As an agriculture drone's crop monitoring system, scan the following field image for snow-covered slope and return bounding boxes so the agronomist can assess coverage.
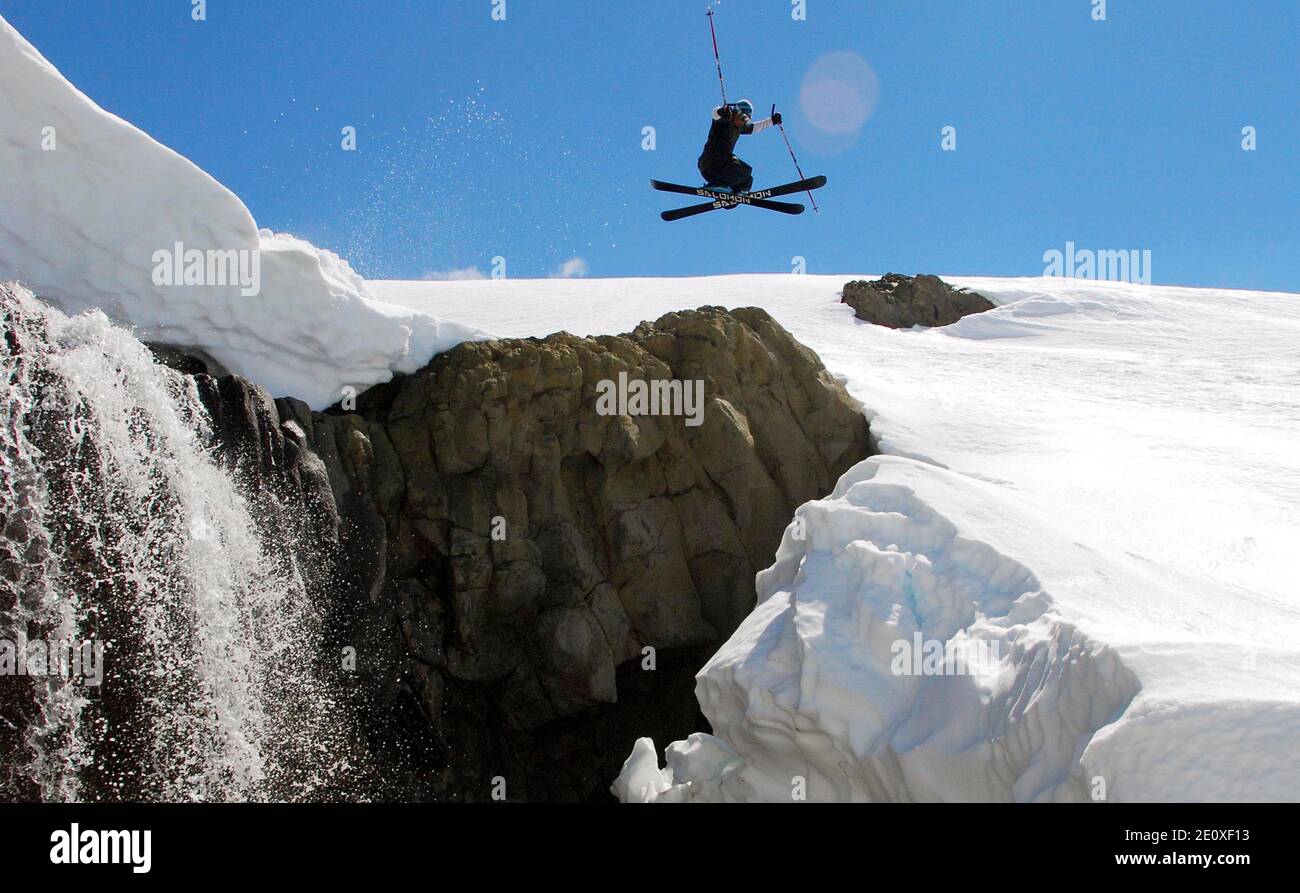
[0,14,485,409]
[4,8,1294,802]
[375,274,1300,801]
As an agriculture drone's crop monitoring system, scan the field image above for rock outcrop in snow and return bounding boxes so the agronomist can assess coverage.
[840,273,993,329]
[615,456,1141,803]
[0,13,484,410]
[305,305,873,799]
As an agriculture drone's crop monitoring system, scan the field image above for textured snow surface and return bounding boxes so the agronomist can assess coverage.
[0,14,485,409]
[615,456,1141,803]
[376,274,1300,802]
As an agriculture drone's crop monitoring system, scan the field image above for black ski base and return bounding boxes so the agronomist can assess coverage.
[660,196,804,221]
[652,176,826,222]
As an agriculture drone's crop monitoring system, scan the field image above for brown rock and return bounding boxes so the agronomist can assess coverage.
[841,273,993,328]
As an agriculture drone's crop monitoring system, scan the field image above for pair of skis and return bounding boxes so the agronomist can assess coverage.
[652,175,827,222]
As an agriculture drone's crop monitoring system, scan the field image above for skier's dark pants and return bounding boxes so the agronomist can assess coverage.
[698,155,753,192]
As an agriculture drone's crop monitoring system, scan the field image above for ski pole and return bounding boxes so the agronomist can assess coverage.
[707,9,728,106]
[774,103,818,212]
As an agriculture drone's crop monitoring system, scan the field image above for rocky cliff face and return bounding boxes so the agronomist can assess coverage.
[841,273,993,328]
[174,306,874,800]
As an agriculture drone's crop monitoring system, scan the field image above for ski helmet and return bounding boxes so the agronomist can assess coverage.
[734,99,754,119]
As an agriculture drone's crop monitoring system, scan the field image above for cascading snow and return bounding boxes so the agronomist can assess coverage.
[0,283,352,802]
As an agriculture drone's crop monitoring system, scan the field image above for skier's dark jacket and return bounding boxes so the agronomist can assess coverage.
[699,105,773,170]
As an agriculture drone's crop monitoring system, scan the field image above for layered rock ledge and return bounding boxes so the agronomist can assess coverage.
[194,305,874,800]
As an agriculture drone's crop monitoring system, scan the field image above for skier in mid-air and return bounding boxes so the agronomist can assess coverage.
[651,90,822,222]
[698,100,782,196]
[648,10,822,221]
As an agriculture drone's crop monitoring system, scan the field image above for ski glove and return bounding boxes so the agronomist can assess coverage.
[771,112,783,126]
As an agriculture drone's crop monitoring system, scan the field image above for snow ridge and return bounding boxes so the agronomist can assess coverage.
[0,13,487,409]
[615,457,1140,802]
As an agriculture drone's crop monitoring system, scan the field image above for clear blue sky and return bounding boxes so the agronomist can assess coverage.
[3,0,1296,290]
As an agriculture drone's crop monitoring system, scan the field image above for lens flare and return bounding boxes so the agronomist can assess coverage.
[799,51,880,137]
